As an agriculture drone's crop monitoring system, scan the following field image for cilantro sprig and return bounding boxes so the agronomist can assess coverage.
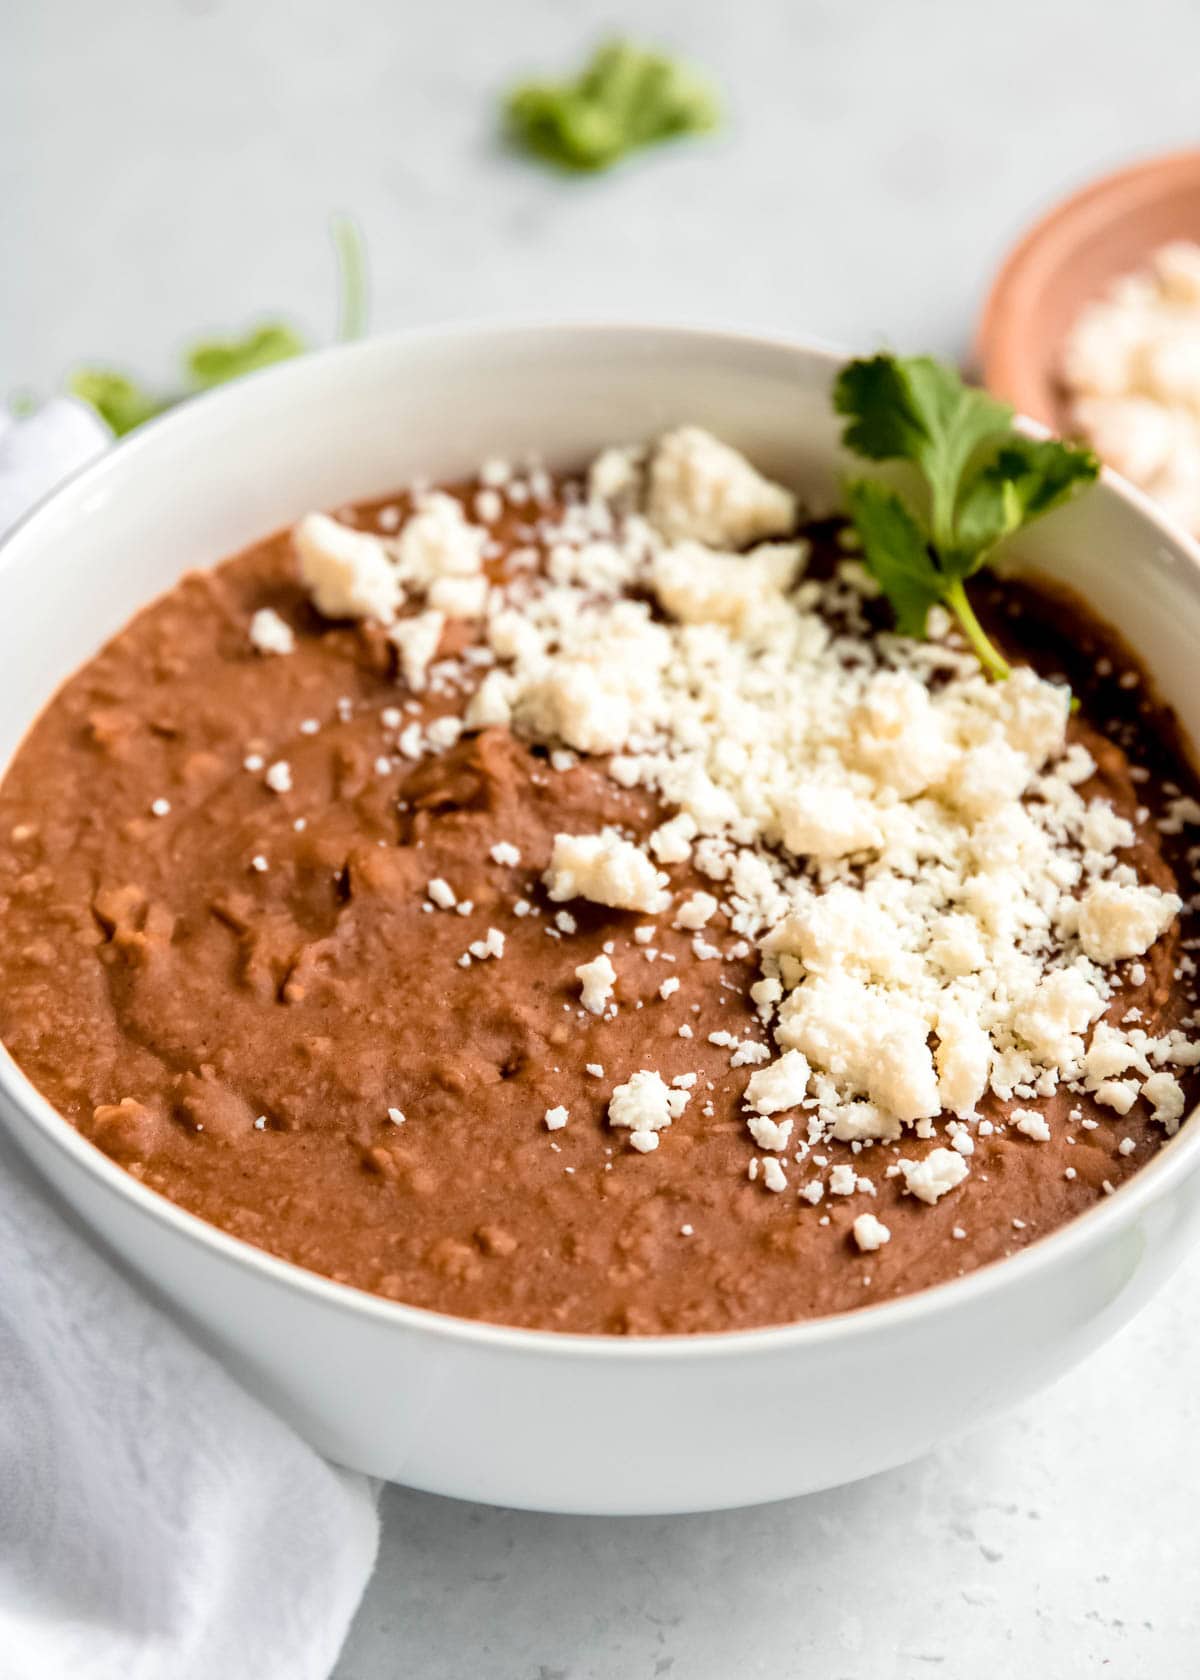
[506,38,720,173]
[834,355,1099,679]
[65,215,366,438]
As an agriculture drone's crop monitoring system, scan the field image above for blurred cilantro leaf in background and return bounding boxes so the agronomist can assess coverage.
[506,39,721,172]
[67,370,165,438]
[185,324,307,391]
[63,215,366,438]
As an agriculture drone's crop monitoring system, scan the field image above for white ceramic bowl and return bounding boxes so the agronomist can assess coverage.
[4,324,1200,1516]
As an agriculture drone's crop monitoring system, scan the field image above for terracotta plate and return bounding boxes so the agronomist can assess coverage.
[977,149,1200,432]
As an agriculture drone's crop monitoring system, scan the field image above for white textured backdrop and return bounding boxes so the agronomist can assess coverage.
[4,2,1200,1675]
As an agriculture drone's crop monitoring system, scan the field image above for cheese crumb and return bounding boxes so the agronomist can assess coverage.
[249,607,295,655]
[389,610,445,693]
[1013,1108,1052,1143]
[544,831,671,914]
[608,1069,688,1149]
[744,1049,811,1115]
[490,841,521,867]
[294,512,400,623]
[1143,1070,1186,1133]
[264,761,292,794]
[646,427,797,548]
[675,891,718,930]
[760,1156,789,1193]
[898,1148,969,1204]
[1077,880,1181,963]
[576,952,617,1015]
[649,812,697,863]
[396,492,486,586]
[1094,1078,1139,1115]
[747,1115,793,1152]
[544,1105,569,1131]
[853,1213,891,1253]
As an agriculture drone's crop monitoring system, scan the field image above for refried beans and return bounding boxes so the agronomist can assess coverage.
[0,440,1196,1334]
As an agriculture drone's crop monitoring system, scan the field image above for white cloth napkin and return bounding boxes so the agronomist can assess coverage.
[0,401,380,1680]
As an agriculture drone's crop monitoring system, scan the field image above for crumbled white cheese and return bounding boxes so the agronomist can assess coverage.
[468,928,505,961]
[249,607,295,655]
[776,783,883,860]
[934,1008,992,1118]
[588,444,645,506]
[1143,1070,1187,1133]
[395,492,486,586]
[544,831,671,914]
[462,672,510,733]
[747,1114,793,1152]
[675,891,718,930]
[1082,1023,1151,1085]
[264,760,292,794]
[1013,1108,1051,1143]
[651,540,804,631]
[428,574,489,620]
[649,811,697,863]
[898,1148,969,1204]
[293,512,401,623]
[744,1049,811,1116]
[1062,242,1200,536]
[1094,1078,1139,1115]
[608,1069,689,1152]
[544,1105,569,1131]
[1076,880,1181,963]
[576,952,617,1015]
[427,715,462,752]
[389,610,445,693]
[490,841,521,867]
[645,427,797,548]
[427,878,455,909]
[853,1213,891,1253]
[760,1156,789,1192]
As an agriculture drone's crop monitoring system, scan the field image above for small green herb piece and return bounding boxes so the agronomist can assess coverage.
[506,38,720,172]
[68,369,164,437]
[331,212,368,343]
[65,215,368,437]
[185,323,306,390]
[835,354,1100,679]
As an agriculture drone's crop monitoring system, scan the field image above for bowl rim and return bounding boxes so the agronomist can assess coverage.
[4,314,1200,1362]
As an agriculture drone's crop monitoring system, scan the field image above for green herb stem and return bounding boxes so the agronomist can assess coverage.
[944,578,1011,681]
[331,214,368,342]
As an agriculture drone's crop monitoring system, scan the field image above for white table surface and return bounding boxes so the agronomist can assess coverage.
[5,1,1200,1674]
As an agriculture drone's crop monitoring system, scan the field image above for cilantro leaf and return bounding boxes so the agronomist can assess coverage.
[62,216,367,437]
[835,354,1013,551]
[843,480,943,639]
[506,39,720,172]
[68,369,164,437]
[185,323,306,391]
[835,353,1099,679]
[953,435,1101,570]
